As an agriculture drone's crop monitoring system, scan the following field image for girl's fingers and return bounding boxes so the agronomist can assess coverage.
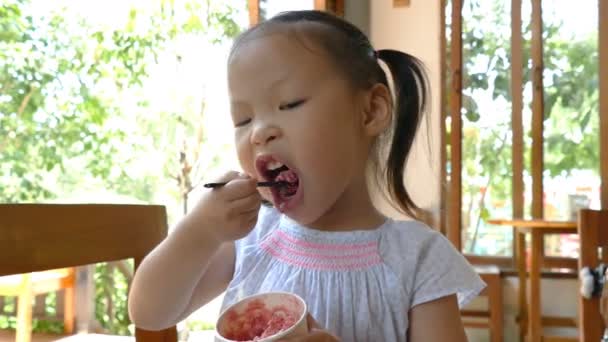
[230,192,262,212]
[240,206,261,221]
[241,208,260,228]
[212,171,242,183]
[306,313,321,330]
[231,203,261,227]
[218,177,259,200]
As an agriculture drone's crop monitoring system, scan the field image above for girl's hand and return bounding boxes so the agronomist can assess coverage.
[278,314,340,342]
[187,171,262,243]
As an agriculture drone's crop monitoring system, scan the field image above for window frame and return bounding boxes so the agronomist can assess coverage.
[247,0,344,26]
[442,0,608,268]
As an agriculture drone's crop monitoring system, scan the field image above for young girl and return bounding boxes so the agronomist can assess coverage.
[129,10,484,341]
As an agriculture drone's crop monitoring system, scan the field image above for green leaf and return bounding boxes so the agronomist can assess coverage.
[492,74,508,100]
[92,31,104,43]
[463,94,480,122]
[468,73,489,90]
[480,206,491,221]
[545,91,559,118]
[579,109,591,132]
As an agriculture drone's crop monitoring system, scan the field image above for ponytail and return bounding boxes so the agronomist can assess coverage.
[376,50,429,219]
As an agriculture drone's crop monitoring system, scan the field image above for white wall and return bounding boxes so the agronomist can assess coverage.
[345,1,580,341]
[368,0,443,221]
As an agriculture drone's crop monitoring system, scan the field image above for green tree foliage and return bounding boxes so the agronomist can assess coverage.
[1,0,152,201]
[454,0,599,254]
[1,0,241,204]
[1,0,242,334]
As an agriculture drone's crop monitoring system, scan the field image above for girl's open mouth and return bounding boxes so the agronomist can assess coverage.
[256,156,302,211]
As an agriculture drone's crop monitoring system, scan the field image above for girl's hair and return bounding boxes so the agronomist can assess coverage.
[231,10,428,219]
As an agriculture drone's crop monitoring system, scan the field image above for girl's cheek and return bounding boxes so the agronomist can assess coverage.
[235,134,252,162]
[236,153,254,174]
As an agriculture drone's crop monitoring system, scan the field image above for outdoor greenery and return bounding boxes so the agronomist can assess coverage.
[1,295,64,333]
[1,0,242,335]
[449,0,599,255]
[2,0,600,335]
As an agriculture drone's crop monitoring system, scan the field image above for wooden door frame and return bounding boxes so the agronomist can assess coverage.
[247,0,345,27]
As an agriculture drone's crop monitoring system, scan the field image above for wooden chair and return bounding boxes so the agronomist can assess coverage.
[0,204,178,342]
[461,265,503,342]
[579,209,608,342]
[0,267,76,339]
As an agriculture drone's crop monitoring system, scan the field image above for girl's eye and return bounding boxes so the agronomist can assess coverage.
[279,99,307,111]
[234,118,252,127]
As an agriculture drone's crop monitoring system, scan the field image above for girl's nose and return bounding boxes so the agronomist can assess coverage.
[250,121,281,146]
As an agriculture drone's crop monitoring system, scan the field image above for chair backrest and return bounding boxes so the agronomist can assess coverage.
[578,209,608,341]
[0,204,177,342]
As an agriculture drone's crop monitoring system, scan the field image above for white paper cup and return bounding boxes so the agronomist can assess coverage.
[215,292,308,342]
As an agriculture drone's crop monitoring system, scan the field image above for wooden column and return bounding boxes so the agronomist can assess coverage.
[600,0,608,209]
[314,0,328,10]
[16,275,33,342]
[448,0,463,250]
[531,0,544,219]
[516,229,528,341]
[248,0,260,27]
[511,0,524,227]
[511,1,527,340]
[314,0,345,16]
[528,230,543,342]
[511,0,524,271]
[439,0,448,235]
[578,210,608,341]
[528,2,544,341]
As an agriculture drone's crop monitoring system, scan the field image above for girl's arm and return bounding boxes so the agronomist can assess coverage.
[171,241,236,323]
[407,294,468,342]
[128,172,261,330]
[128,230,236,330]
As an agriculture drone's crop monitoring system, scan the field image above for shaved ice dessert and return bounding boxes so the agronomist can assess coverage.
[216,292,307,342]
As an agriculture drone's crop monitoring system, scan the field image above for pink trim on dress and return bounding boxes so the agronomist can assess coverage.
[260,229,382,271]
[276,230,377,250]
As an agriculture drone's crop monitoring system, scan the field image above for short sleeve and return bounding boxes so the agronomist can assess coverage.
[410,232,486,308]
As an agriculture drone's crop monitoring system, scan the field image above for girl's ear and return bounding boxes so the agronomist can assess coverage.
[361,83,392,137]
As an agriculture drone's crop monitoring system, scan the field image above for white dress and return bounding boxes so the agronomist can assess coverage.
[220,206,485,341]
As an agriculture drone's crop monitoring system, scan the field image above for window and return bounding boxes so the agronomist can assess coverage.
[248,0,343,25]
[540,0,599,258]
[444,0,607,263]
[458,0,515,256]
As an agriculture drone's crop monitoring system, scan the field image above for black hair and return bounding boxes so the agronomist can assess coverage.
[231,10,428,219]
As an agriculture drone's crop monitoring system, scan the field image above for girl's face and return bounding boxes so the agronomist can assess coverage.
[228,33,375,228]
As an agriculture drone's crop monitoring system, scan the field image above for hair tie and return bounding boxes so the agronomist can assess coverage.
[369,49,379,60]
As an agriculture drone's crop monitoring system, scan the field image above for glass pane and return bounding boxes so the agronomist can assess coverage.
[460,0,513,256]
[260,0,314,21]
[444,0,452,231]
[542,0,599,258]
